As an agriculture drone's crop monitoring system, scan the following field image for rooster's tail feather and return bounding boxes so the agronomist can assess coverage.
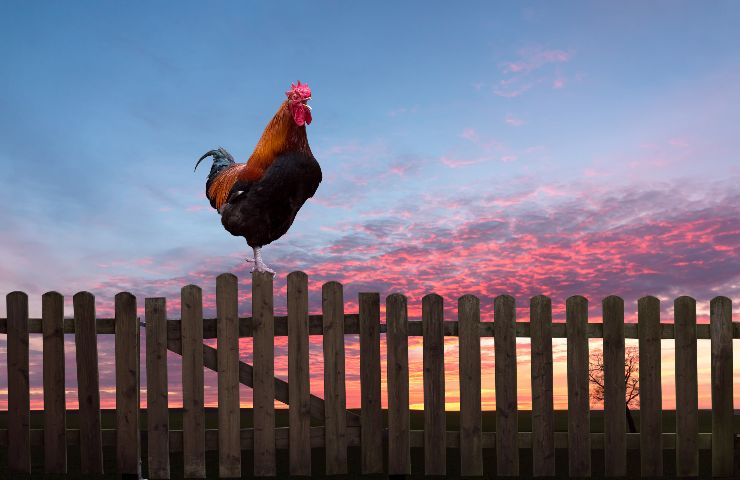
[195,147,240,211]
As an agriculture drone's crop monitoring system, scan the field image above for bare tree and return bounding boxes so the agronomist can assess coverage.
[589,345,640,433]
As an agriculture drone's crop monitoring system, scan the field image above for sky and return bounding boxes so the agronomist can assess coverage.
[0,1,739,411]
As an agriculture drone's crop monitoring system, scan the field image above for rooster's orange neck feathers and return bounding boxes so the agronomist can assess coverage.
[239,101,312,182]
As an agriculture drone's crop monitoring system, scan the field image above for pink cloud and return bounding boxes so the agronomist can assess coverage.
[505,114,525,126]
[440,155,487,168]
[494,46,573,97]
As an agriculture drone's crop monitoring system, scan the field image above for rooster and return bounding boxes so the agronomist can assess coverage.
[195,81,322,276]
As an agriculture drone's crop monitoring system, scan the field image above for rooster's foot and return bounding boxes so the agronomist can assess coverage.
[245,258,276,277]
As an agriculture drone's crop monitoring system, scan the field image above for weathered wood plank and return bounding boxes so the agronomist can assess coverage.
[252,271,275,477]
[458,294,482,476]
[495,294,519,476]
[637,296,662,477]
[146,297,170,479]
[423,293,446,475]
[710,296,733,477]
[217,273,241,478]
[387,293,410,475]
[115,292,140,476]
[566,295,590,477]
[181,284,206,478]
[359,292,383,474]
[602,295,626,477]
[674,296,698,477]
[42,291,67,474]
[530,295,554,477]
[288,271,311,476]
[322,281,347,475]
[7,291,30,474]
[74,291,104,474]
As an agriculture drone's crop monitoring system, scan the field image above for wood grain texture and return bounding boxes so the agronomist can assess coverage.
[181,284,206,478]
[322,281,347,475]
[42,291,67,474]
[387,293,410,475]
[359,292,383,474]
[494,294,519,476]
[217,273,241,477]
[710,296,733,477]
[423,293,446,476]
[566,295,590,477]
[74,291,104,474]
[458,294,482,476]
[530,295,554,477]
[288,271,311,476]
[602,295,626,477]
[7,291,30,474]
[146,297,170,479]
[115,292,140,476]
[637,296,662,477]
[252,271,275,477]
[674,296,698,477]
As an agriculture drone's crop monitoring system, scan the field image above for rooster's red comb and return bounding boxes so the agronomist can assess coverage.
[286,80,311,100]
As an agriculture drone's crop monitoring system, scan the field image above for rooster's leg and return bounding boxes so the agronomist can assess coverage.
[245,246,276,277]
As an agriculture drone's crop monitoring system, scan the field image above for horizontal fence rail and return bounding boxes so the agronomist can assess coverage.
[0,271,736,478]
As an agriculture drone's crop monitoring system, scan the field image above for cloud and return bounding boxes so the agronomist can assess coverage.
[493,46,573,97]
[505,114,525,126]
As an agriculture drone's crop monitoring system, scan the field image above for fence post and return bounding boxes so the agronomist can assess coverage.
[459,294,482,476]
[710,296,733,476]
[42,291,67,474]
[146,297,170,479]
[288,271,311,476]
[637,296,662,477]
[566,295,590,477]
[387,293,410,475]
[252,271,275,476]
[182,284,206,478]
[74,291,104,474]
[217,273,241,477]
[495,294,519,476]
[360,292,383,474]
[603,295,626,476]
[322,281,348,474]
[674,296,698,477]
[115,292,140,476]
[423,293,446,475]
[7,291,30,474]
[530,295,554,477]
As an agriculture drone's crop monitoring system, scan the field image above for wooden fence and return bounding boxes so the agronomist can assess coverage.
[0,271,736,477]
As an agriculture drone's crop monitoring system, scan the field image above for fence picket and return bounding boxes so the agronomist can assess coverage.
[423,293,446,475]
[566,295,590,477]
[252,271,275,476]
[288,271,311,476]
[42,291,66,474]
[322,281,348,475]
[637,296,662,477]
[387,293,410,475]
[603,295,626,476]
[674,296,698,477]
[530,295,554,477]
[7,291,30,474]
[115,292,140,476]
[459,294,482,476]
[710,296,733,476]
[359,292,383,474]
[217,273,241,477]
[74,291,104,474]
[182,284,206,478]
[146,297,169,479]
[495,294,519,476]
